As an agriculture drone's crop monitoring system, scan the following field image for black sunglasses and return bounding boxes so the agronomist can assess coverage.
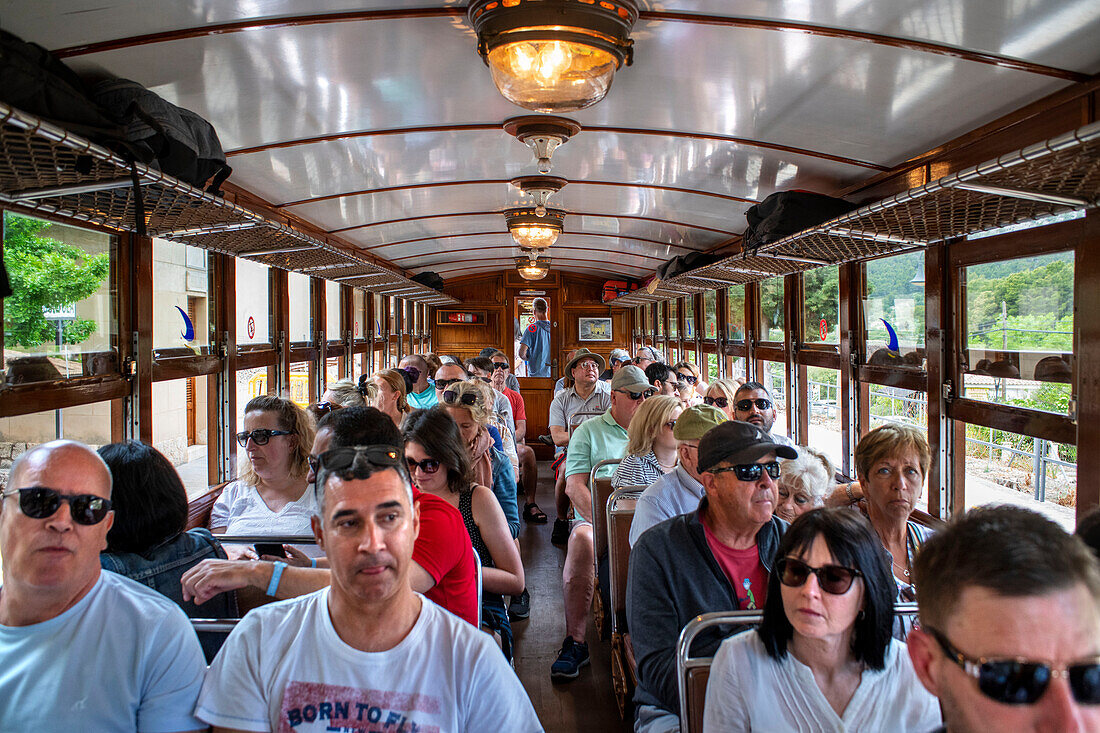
[926,626,1100,705]
[312,401,337,416]
[434,378,462,391]
[476,376,492,384]
[236,428,291,447]
[776,557,862,595]
[709,461,781,481]
[617,388,656,401]
[316,445,403,481]
[2,487,112,525]
[406,457,442,474]
[677,372,698,384]
[704,395,729,409]
[442,388,479,406]
[735,398,773,412]
[492,362,509,370]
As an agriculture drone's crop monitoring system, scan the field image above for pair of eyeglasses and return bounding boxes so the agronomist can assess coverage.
[316,445,403,480]
[236,429,291,447]
[2,487,112,525]
[406,457,441,474]
[664,420,677,430]
[704,395,729,409]
[709,461,781,481]
[677,372,697,384]
[492,362,509,370]
[434,378,462,391]
[476,376,492,384]
[616,388,656,401]
[736,398,773,412]
[776,557,862,595]
[925,626,1100,705]
[442,388,479,406]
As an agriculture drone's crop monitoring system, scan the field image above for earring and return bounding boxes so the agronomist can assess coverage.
[857,610,866,621]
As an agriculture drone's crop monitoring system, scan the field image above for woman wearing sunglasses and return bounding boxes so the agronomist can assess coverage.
[371,368,414,428]
[403,407,524,660]
[703,508,940,732]
[674,360,707,398]
[611,395,682,489]
[210,395,316,547]
[703,378,740,420]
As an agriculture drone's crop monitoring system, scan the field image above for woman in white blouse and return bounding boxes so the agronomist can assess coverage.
[703,508,940,732]
[610,395,682,488]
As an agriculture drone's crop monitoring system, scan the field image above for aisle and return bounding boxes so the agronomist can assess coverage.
[511,462,633,733]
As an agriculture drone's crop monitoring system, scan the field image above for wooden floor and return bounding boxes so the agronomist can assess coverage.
[512,462,634,733]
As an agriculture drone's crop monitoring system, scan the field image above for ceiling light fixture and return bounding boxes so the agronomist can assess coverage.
[516,250,551,280]
[504,116,581,173]
[505,207,565,249]
[511,175,567,216]
[469,0,638,112]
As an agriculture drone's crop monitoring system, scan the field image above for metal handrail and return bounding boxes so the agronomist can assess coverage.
[214,535,317,545]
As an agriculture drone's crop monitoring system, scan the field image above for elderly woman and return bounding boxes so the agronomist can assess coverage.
[703,378,740,420]
[703,508,940,732]
[611,395,682,488]
[372,368,413,428]
[775,446,835,523]
[403,407,524,659]
[440,379,520,539]
[211,395,315,542]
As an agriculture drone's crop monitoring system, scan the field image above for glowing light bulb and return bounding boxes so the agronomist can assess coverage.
[537,41,572,82]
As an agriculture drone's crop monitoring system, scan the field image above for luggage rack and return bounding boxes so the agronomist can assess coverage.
[0,102,457,306]
[610,120,1100,307]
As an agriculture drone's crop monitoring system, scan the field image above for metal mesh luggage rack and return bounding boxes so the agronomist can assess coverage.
[610,120,1100,307]
[0,102,457,306]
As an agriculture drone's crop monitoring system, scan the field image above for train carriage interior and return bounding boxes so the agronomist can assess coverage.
[1,2,1099,731]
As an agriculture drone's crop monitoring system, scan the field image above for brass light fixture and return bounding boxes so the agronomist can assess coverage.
[470,0,638,113]
[505,207,565,249]
[516,250,550,280]
[511,174,567,216]
[504,116,581,173]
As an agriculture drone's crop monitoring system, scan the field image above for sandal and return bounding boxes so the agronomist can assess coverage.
[524,502,549,524]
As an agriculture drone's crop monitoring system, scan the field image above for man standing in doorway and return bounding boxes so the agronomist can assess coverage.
[519,298,551,378]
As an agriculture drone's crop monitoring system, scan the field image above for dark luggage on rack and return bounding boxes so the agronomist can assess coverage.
[742,191,857,252]
[656,251,721,280]
[411,271,445,291]
[90,77,232,195]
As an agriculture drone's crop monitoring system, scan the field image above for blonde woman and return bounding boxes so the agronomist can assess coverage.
[372,368,412,428]
[320,377,369,407]
[674,360,707,397]
[211,395,316,540]
[440,379,520,538]
[775,446,835,522]
[610,395,683,488]
[704,378,741,420]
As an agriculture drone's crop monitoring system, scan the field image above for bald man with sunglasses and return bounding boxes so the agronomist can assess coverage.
[0,441,207,732]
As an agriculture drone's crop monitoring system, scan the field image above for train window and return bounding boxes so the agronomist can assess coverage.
[645,302,654,336]
[863,251,925,366]
[0,398,116,471]
[656,301,664,338]
[727,286,745,343]
[961,251,1073,416]
[668,299,678,339]
[727,356,747,382]
[759,278,785,343]
[704,353,718,383]
[289,361,313,407]
[703,291,717,340]
[236,367,271,429]
[2,212,116,383]
[152,376,210,499]
[325,357,340,387]
[236,259,271,346]
[353,290,366,343]
[960,423,1075,531]
[373,293,384,336]
[388,296,396,330]
[388,339,399,369]
[803,266,839,346]
[152,240,209,355]
[668,345,679,365]
[762,361,788,436]
[807,367,843,470]
[325,280,341,341]
[684,297,695,339]
[287,272,312,343]
[352,353,367,382]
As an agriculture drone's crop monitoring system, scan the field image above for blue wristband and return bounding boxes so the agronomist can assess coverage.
[310,557,317,569]
[266,561,287,597]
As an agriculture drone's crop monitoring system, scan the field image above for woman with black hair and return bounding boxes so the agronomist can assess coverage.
[98,441,238,624]
[703,508,939,732]
[403,407,524,660]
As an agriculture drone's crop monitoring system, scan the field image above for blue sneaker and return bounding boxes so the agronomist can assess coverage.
[550,636,590,681]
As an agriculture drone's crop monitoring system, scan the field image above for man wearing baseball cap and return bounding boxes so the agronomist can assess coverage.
[628,403,727,546]
[627,420,796,732]
[550,364,652,682]
[599,348,631,381]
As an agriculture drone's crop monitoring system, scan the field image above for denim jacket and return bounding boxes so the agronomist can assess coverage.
[100,528,238,620]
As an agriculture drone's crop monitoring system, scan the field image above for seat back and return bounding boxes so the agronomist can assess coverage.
[676,602,920,733]
[589,459,621,558]
[185,480,230,530]
[607,487,641,636]
[568,409,605,437]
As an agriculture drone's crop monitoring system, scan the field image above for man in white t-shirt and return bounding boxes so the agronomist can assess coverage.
[0,441,206,732]
[196,441,542,732]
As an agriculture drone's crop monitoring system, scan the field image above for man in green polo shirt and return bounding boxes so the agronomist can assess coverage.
[550,364,654,681]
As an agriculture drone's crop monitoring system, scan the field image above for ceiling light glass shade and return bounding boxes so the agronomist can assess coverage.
[470,1,637,113]
[511,223,559,248]
[518,261,550,280]
[505,207,566,249]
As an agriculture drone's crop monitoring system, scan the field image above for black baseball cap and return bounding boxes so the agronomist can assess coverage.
[697,420,797,473]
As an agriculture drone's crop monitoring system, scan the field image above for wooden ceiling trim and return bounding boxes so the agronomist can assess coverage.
[369,232,698,256]
[53,7,1085,83]
[331,210,739,237]
[279,178,759,208]
[385,243,677,263]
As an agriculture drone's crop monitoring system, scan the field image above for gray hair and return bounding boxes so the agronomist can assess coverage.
[778,446,833,506]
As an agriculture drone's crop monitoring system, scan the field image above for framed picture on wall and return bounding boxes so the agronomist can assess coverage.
[578,317,613,341]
